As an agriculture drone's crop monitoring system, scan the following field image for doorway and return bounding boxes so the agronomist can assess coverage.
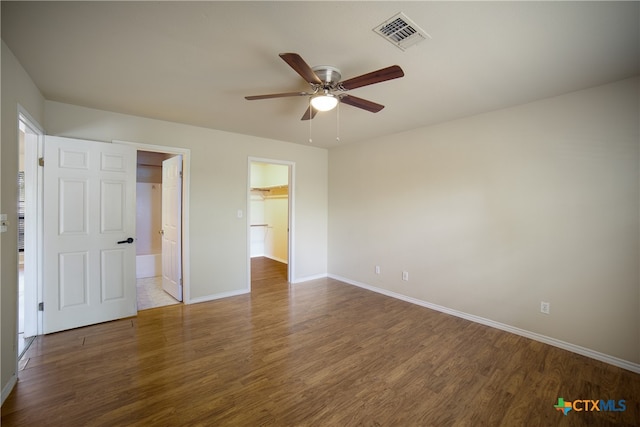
[17,111,43,357]
[135,150,183,310]
[113,140,190,307]
[19,136,190,336]
[248,159,294,286]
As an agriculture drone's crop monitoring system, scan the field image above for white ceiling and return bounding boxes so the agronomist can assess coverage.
[2,1,639,148]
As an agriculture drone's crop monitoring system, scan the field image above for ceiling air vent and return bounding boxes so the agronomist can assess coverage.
[373,12,430,51]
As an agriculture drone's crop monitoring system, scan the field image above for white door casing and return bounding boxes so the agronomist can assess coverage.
[43,136,137,334]
[21,113,42,338]
[161,155,183,301]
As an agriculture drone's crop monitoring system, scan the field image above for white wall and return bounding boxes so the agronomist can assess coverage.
[44,101,328,299]
[1,41,46,402]
[250,162,289,188]
[250,193,288,262]
[264,196,288,263]
[250,191,266,257]
[329,77,640,365]
[136,182,162,255]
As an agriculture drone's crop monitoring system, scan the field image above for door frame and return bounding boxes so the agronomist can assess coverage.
[113,140,191,303]
[18,107,44,338]
[247,157,295,286]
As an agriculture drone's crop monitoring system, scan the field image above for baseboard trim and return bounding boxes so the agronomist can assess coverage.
[291,273,328,284]
[187,288,250,305]
[264,255,288,264]
[251,255,288,265]
[1,374,17,405]
[329,274,640,374]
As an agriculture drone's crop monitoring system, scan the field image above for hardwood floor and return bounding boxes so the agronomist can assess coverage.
[2,257,638,426]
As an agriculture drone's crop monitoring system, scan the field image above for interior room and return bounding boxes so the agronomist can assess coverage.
[250,161,290,280]
[1,1,638,425]
[135,150,182,310]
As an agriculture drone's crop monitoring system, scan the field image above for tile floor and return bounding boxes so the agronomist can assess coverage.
[136,276,180,310]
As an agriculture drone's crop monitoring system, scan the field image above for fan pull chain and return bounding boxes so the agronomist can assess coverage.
[308,98,313,144]
[336,100,341,143]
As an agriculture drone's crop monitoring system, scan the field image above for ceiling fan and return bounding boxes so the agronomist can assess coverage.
[245,53,404,120]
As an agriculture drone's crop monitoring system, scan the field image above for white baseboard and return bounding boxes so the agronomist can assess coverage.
[186,288,250,305]
[1,374,17,405]
[251,254,288,264]
[329,274,640,374]
[291,273,328,284]
[264,255,288,264]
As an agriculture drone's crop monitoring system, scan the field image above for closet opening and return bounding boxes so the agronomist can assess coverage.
[248,160,293,286]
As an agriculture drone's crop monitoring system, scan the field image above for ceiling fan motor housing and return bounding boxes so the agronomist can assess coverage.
[312,65,342,86]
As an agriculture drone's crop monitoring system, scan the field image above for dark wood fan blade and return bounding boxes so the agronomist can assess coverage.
[340,95,384,113]
[279,53,322,85]
[339,65,404,91]
[301,106,318,121]
[245,91,309,100]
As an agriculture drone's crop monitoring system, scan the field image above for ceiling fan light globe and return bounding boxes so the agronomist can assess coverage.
[311,94,338,111]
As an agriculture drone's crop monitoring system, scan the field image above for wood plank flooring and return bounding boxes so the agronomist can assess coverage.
[2,257,639,426]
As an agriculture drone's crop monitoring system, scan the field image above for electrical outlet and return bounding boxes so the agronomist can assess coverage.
[402,271,409,281]
[540,301,550,315]
[375,265,381,275]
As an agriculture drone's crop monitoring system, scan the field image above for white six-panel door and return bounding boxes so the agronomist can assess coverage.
[43,136,137,334]
[161,155,183,301]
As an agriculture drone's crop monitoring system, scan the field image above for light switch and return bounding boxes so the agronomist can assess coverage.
[0,213,8,233]
[237,209,243,219]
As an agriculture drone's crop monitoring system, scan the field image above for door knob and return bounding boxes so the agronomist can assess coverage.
[117,237,134,244]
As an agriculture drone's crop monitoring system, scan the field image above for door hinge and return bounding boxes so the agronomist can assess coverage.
[179,170,183,178]
[38,157,44,167]
[38,302,44,311]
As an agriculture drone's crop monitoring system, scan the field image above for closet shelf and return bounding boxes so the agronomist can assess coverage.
[251,185,287,192]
